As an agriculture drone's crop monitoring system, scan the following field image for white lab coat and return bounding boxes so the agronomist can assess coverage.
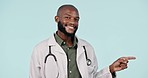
[30,35,113,78]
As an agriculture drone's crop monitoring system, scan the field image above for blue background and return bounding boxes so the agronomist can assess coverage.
[0,0,148,78]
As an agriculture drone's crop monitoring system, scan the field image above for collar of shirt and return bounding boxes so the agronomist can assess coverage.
[54,33,78,48]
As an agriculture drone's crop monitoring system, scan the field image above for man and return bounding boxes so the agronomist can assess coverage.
[30,4,136,78]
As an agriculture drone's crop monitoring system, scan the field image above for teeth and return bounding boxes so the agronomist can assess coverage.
[67,26,74,29]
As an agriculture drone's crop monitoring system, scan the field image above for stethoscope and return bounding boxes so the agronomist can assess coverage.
[44,45,91,78]
[44,46,92,66]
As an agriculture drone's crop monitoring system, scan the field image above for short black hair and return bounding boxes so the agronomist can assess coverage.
[57,4,78,16]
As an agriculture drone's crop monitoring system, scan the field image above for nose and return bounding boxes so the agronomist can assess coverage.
[69,21,74,26]
[69,18,77,26]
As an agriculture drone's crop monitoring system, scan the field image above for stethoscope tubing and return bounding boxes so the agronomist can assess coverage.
[44,46,91,65]
[44,46,91,66]
[44,46,91,78]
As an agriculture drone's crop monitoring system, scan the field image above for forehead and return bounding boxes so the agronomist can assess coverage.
[59,7,79,17]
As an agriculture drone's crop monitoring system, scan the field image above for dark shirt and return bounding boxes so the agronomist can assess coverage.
[54,33,81,78]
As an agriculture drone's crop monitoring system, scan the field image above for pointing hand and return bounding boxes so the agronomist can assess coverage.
[109,56,136,73]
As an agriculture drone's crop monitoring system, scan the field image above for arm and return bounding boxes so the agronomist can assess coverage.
[94,56,136,78]
[29,48,41,78]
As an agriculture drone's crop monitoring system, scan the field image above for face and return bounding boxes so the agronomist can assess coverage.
[55,7,80,36]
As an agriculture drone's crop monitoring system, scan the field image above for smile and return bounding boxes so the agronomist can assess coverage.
[66,26,75,30]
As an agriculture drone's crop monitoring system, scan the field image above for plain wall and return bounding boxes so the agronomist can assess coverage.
[0,0,148,78]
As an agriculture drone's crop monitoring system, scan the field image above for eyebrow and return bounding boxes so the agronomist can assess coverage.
[64,13,79,18]
[64,13,71,16]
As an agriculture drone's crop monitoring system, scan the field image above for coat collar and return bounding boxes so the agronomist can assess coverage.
[47,35,88,55]
[48,34,88,47]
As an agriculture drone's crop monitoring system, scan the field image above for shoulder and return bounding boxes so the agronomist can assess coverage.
[31,37,53,59]
[34,38,49,50]
[33,35,56,52]
[77,38,95,53]
[78,38,93,48]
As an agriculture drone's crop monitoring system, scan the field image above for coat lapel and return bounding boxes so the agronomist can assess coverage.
[77,38,89,78]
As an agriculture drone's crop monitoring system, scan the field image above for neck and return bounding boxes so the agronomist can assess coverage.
[57,30,74,47]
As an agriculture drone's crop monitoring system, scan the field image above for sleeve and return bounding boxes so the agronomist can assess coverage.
[94,67,116,78]
[92,48,116,78]
[29,47,42,78]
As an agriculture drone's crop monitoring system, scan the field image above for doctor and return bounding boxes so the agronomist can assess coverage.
[30,4,136,78]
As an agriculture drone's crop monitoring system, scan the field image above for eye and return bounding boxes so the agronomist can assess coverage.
[65,16,71,19]
[74,17,79,22]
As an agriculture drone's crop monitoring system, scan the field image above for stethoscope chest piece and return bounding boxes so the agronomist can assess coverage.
[83,46,92,66]
[87,59,91,66]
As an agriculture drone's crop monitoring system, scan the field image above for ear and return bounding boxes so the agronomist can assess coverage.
[55,16,59,23]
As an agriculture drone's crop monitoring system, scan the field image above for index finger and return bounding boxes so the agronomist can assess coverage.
[124,56,136,60]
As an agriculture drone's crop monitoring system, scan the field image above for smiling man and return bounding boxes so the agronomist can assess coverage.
[30,4,136,78]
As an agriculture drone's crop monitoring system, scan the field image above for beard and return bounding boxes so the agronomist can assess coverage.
[58,21,78,37]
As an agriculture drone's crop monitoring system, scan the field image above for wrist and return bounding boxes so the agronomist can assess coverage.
[109,65,116,78]
[109,65,115,73]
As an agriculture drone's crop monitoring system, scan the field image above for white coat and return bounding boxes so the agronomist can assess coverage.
[30,35,113,78]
